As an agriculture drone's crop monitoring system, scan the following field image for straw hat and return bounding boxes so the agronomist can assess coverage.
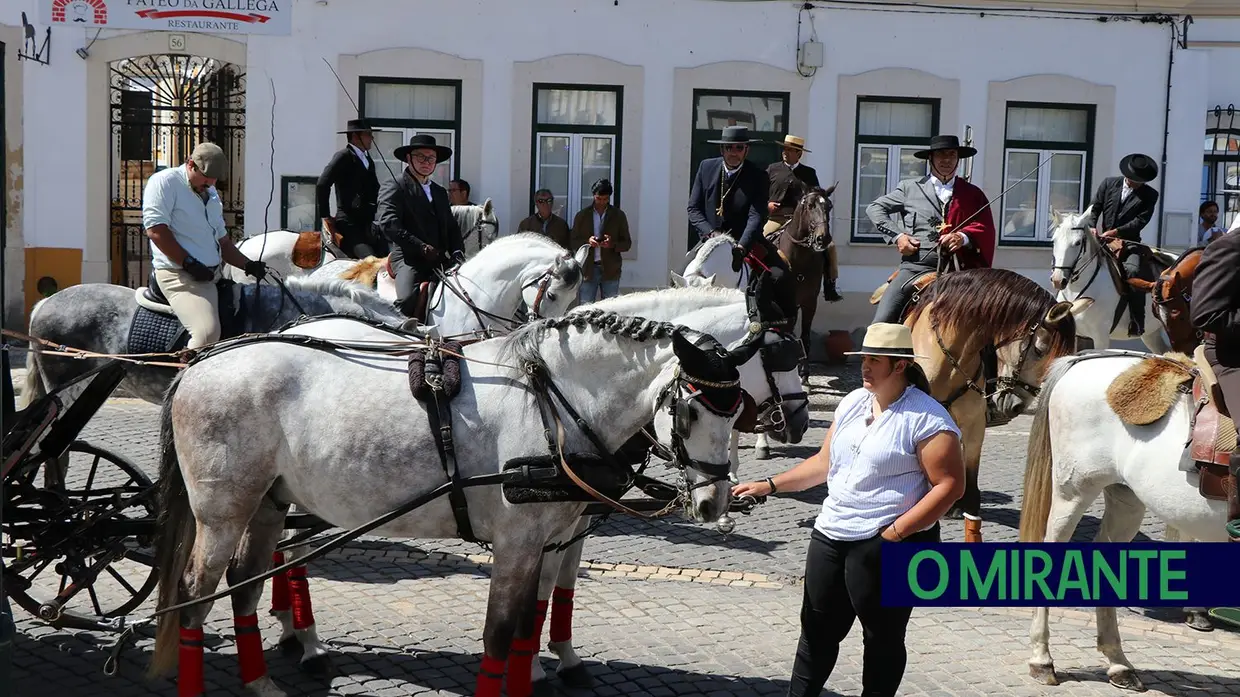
[845,323,929,360]
[782,134,810,152]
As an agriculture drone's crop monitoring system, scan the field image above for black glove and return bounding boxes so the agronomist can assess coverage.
[421,243,440,261]
[244,260,268,280]
[182,257,215,283]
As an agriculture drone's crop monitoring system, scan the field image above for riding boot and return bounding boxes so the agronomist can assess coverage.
[821,276,842,303]
[1227,451,1240,542]
[1127,290,1146,337]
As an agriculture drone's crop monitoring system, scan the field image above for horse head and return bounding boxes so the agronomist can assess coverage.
[1049,207,1095,291]
[659,327,748,523]
[990,297,1078,420]
[1152,248,1205,353]
[788,186,835,253]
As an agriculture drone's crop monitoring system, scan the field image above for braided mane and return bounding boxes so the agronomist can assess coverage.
[499,308,684,377]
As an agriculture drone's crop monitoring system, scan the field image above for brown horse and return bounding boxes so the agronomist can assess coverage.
[905,268,1077,542]
[1152,246,1206,355]
[764,185,836,379]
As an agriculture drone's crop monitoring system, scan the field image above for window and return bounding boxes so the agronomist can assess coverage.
[688,89,789,250]
[530,84,622,219]
[999,103,1094,244]
[359,77,461,188]
[851,98,939,241]
[1203,105,1240,233]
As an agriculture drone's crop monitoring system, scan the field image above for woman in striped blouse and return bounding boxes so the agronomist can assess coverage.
[734,323,965,697]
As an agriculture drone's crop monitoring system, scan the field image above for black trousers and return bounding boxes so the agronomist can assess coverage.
[788,523,941,697]
[871,261,937,325]
[335,219,389,260]
[389,252,442,318]
[1119,246,1152,334]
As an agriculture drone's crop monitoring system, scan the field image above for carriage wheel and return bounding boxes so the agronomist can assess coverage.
[3,441,159,631]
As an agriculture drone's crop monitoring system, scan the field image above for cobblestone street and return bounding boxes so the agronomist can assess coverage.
[6,365,1239,696]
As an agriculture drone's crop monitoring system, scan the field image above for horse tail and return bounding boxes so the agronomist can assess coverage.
[148,371,196,679]
[22,345,44,410]
[1017,356,1074,543]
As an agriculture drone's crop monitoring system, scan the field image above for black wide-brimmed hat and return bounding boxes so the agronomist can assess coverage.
[1119,153,1159,183]
[708,125,763,145]
[394,134,453,163]
[337,118,384,134]
[914,134,977,160]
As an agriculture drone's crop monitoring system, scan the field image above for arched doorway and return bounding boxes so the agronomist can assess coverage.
[108,54,246,287]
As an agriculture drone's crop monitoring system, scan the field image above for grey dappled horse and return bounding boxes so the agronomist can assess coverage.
[149,309,755,697]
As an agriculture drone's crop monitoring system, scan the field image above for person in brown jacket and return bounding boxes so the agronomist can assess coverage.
[1189,227,1240,542]
[570,179,631,303]
[516,188,571,249]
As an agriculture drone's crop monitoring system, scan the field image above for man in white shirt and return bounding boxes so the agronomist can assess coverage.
[143,142,267,349]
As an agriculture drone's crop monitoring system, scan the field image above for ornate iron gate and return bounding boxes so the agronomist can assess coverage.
[109,54,246,288]
[1204,103,1239,232]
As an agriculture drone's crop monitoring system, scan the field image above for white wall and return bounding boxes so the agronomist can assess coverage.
[13,0,1218,302]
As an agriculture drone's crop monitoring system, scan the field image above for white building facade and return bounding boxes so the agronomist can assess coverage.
[2,0,1238,338]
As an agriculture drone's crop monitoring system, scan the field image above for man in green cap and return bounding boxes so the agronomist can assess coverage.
[143,141,268,348]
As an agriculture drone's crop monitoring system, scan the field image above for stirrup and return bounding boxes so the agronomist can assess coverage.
[1227,519,1240,541]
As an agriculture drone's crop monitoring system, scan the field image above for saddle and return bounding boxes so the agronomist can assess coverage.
[291,230,325,269]
[129,271,246,356]
[1103,349,1235,502]
[869,269,937,322]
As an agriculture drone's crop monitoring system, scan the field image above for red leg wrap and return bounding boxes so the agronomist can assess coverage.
[234,614,267,685]
[532,599,548,647]
[178,627,205,697]
[475,654,505,697]
[506,637,538,697]
[288,566,314,630]
[549,587,574,643]
[270,552,290,613]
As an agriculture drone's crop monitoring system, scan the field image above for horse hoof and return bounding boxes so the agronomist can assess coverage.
[299,654,333,677]
[1108,668,1146,692]
[558,662,594,689]
[1028,662,1058,685]
[278,635,302,657]
[754,446,770,460]
[1185,611,1214,632]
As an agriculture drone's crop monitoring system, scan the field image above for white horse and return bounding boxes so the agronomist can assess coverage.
[314,233,587,338]
[264,282,811,679]
[226,201,499,282]
[1049,209,1175,353]
[149,306,751,697]
[671,235,781,459]
[525,282,812,689]
[1018,349,1231,691]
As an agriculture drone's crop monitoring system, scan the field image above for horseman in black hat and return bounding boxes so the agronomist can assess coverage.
[316,118,389,259]
[375,134,465,318]
[866,134,995,324]
[1083,153,1161,337]
[687,125,790,282]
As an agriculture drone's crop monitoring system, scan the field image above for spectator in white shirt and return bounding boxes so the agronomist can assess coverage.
[734,323,965,697]
[1200,200,1226,246]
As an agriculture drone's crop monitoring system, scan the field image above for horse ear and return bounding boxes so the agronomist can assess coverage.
[670,270,687,287]
[670,328,705,365]
[727,334,764,366]
[483,197,493,214]
[824,181,838,197]
[574,244,590,266]
[703,273,716,286]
